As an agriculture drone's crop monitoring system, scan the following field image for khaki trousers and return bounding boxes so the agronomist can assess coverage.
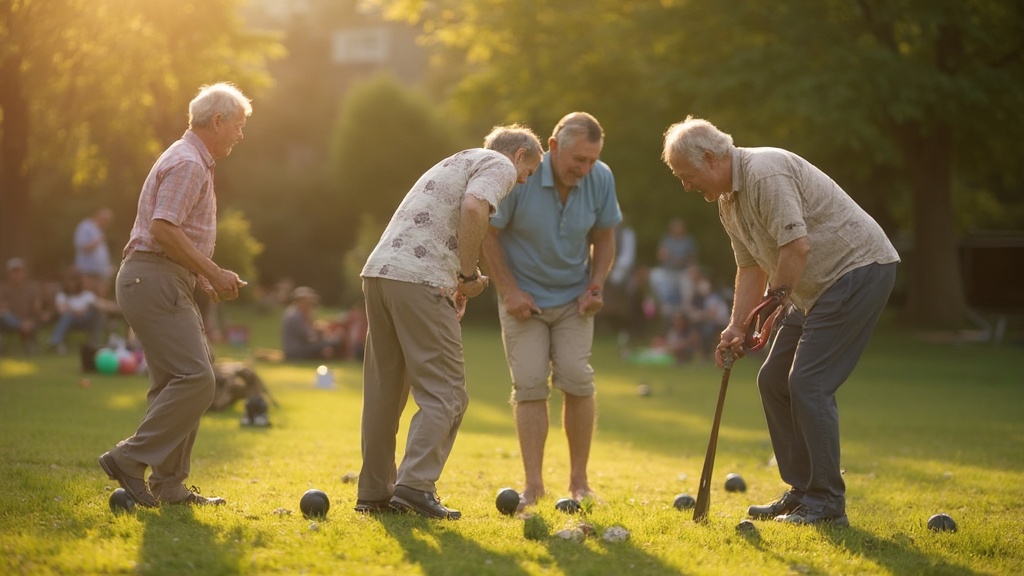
[111,252,216,488]
[358,277,468,500]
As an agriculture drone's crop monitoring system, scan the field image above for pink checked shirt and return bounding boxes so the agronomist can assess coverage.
[123,130,218,259]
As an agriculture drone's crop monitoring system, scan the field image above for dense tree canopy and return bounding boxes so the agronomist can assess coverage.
[0,0,277,273]
[368,0,1024,327]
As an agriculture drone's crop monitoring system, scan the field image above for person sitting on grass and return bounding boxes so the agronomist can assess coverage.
[664,311,702,364]
[47,267,109,353]
[280,286,339,360]
[0,257,48,355]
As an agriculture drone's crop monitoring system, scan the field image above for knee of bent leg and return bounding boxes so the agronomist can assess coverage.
[757,361,789,395]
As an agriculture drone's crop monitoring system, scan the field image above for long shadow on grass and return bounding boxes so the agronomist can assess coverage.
[734,524,978,575]
[137,506,244,576]
[823,526,978,576]
[379,515,531,575]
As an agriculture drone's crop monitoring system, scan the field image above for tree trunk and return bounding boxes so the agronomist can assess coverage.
[0,52,32,264]
[898,122,967,328]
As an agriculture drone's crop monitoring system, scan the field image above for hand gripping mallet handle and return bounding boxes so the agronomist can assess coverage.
[693,348,735,523]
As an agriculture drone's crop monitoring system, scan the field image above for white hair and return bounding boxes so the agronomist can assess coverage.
[189,82,252,129]
[662,116,733,167]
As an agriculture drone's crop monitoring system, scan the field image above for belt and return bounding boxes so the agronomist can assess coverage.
[125,250,170,262]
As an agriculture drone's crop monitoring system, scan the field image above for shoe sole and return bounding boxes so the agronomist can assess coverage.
[748,506,799,520]
[779,514,850,527]
[98,453,157,508]
[354,502,394,514]
[389,495,459,520]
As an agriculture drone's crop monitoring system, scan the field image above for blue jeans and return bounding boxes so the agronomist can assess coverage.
[49,307,102,346]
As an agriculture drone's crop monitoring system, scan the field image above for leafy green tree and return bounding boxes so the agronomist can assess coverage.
[215,208,265,300]
[341,213,382,305]
[329,73,462,228]
[367,0,1024,328]
[0,0,277,271]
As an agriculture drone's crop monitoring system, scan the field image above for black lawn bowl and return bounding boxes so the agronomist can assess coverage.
[927,513,958,532]
[555,498,582,514]
[300,489,331,519]
[108,488,135,514]
[673,493,696,510]
[724,473,747,493]
[495,488,520,516]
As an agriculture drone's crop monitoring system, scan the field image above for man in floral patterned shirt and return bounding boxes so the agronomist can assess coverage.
[356,125,543,520]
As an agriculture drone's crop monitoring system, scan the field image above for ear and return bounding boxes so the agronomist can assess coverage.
[703,149,717,167]
[548,136,559,154]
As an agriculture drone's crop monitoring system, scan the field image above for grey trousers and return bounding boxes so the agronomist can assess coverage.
[358,277,468,501]
[758,262,897,516]
[111,253,216,489]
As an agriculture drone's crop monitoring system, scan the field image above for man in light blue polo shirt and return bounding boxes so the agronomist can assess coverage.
[482,112,622,508]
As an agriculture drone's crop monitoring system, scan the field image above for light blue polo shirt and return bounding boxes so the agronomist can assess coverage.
[490,151,622,308]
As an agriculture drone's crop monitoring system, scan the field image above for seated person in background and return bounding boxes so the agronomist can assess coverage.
[685,274,731,361]
[281,286,339,360]
[48,267,110,353]
[0,257,47,354]
[649,217,699,317]
[664,311,702,364]
[340,302,367,362]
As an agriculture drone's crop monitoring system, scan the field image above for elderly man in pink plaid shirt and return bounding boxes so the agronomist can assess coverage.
[98,83,251,507]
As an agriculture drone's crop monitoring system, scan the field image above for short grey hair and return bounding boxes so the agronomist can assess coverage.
[552,112,604,149]
[189,83,252,129]
[662,116,733,167]
[484,124,543,159]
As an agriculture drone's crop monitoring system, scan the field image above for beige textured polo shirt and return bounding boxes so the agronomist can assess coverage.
[718,146,899,312]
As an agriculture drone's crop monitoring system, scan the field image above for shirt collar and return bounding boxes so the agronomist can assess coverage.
[722,145,741,203]
[183,130,216,169]
[540,151,555,189]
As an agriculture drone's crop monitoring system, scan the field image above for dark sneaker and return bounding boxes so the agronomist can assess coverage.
[354,499,394,514]
[98,452,158,508]
[390,485,461,520]
[156,484,226,506]
[776,505,849,527]
[747,490,802,520]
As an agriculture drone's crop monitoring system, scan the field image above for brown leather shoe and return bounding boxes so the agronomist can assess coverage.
[156,484,227,506]
[390,485,460,520]
[98,452,158,508]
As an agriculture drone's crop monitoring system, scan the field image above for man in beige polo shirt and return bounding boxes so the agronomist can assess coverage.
[662,116,899,527]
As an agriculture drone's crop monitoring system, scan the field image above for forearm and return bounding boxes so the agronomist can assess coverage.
[588,228,616,290]
[730,266,769,328]
[151,219,220,280]
[480,226,518,294]
[457,195,491,276]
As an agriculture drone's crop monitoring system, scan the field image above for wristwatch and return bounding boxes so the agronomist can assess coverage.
[458,271,479,283]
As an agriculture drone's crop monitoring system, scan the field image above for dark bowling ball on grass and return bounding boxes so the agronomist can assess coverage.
[300,489,330,519]
[555,498,582,514]
[724,473,747,493]
[108,488,135,514]
[495,488,520,516]
[927,513,958,532]
[673,493,696,510]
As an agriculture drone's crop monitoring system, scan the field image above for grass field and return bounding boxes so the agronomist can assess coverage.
[1,305,1023,575]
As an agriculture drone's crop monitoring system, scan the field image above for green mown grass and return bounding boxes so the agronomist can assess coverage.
[1,305,1022,575]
